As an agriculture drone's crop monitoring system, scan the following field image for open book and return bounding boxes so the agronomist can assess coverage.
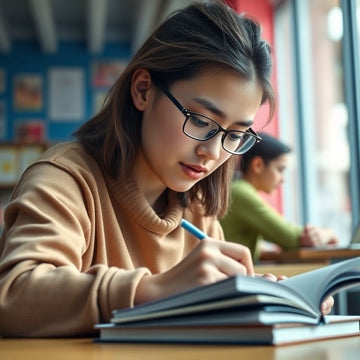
[95,256,360,343]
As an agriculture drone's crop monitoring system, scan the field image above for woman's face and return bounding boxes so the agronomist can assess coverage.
[134,67,263,201]
[257,154,289,194]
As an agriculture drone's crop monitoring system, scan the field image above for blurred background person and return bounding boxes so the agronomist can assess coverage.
[220,132,338,263]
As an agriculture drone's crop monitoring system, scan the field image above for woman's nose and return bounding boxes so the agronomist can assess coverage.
[195,133,223,160]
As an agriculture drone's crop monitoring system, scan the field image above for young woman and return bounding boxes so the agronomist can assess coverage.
[0,1,333,337]
[220,132,338,262]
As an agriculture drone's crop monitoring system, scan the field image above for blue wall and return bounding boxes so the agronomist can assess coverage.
[0,40,131,142]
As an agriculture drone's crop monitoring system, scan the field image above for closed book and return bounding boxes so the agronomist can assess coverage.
[95,315,360,345]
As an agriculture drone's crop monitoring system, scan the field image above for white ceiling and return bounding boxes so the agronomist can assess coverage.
[0,0,195,55]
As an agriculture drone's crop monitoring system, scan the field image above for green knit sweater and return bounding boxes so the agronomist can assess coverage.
[220,179,302,262]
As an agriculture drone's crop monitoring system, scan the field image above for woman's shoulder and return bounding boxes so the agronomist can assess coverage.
[229,179,265,212]
[19,141,104,188]
[37,141,99,172]
[39,141,92,161]
[231,179,258,196]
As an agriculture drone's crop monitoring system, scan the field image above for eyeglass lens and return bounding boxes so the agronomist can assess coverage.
[184,114,256,154]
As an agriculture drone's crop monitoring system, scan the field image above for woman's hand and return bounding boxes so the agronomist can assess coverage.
[135,238,253,305]
[300,224,339,247]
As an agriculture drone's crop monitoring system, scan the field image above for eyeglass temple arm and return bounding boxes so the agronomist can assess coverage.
[152,78,188,115]
[248,128,262,142]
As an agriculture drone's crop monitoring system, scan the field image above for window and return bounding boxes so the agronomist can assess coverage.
[275,0,360,245]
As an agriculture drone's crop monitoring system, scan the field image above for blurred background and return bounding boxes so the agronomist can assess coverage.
[0,0,359,248]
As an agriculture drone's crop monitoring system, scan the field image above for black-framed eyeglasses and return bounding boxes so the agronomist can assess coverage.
[153,79,262,155]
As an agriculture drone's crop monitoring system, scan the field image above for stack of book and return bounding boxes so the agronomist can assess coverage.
[95,257,360,346]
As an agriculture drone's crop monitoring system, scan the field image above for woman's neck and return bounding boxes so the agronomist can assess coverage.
[242,172,261,191]
[131,150,167,209]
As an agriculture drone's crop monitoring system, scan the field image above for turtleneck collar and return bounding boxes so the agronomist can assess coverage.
[105,173,184,235]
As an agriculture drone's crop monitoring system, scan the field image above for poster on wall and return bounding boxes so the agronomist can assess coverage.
[0,146,17,184]
[13,74,43,111]
[0,101,5,139]
[49,67,85,121]
[0,69,5,93]
[92,60,126,88]
[14,119,46,143]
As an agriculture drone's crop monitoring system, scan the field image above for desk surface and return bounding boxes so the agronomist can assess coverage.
[261,247,360,264]
[1,336,360,360]
[254,262,325,277]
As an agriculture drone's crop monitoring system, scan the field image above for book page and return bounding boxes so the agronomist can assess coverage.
[281,256,360,309]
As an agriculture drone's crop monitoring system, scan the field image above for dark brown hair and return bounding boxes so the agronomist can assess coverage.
[241,132,291,173]
[73,0,275,217]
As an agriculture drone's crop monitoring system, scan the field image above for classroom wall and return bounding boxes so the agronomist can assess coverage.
[0,40,131,143]
[0,1,278,143]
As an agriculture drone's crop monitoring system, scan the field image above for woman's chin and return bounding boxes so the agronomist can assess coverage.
[168,181,198,193]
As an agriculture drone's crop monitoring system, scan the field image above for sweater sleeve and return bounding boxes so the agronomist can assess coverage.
[0,163,150,337]
[221,180,302,252]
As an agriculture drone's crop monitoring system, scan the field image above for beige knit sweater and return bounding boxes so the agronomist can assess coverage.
[0,142,224,337]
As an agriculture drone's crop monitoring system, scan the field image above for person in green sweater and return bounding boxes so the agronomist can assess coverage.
[220,132,338,262]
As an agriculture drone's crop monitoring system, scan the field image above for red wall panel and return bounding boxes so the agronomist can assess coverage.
[225,0,282,211]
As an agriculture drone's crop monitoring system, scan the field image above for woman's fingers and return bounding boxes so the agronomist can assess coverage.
[321,296,335,315]
[211,239,254,277]
[254,273,287,281]
[191,239,254,279]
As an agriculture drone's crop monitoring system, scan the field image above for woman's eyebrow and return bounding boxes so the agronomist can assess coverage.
[192,97,254,127]
[193,97,225,117]
[235,120,254,127]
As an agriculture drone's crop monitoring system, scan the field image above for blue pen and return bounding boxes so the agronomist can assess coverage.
[180,219,208,240]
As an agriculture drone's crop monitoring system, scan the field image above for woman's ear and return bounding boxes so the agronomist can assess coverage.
[131,69,153,111]
[251,156,265,175]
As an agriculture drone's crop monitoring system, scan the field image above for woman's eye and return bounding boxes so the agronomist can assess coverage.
[228,132,242,142]
[189,115,210,128]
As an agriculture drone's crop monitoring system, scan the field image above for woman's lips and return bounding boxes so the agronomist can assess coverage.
[181,163,207,180]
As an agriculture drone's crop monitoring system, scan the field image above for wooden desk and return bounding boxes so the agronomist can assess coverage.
[261,247,360,264]
[254,262,325,277]
[1,337,360,360]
